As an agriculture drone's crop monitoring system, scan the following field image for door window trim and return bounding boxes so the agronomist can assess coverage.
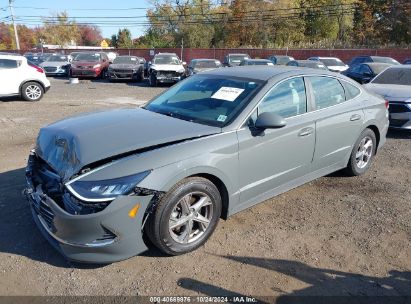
[240,74,364,128]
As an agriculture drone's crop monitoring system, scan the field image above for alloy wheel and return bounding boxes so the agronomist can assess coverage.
[25,85,42,100]
[355,136,373,169]
[168,191,213,244]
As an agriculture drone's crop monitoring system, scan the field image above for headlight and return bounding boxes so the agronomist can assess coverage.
[93,64,101,69]
[66,170,151,202]
[177,69,185,74]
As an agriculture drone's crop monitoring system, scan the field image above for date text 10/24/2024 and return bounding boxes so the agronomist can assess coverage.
[149,296,258,303]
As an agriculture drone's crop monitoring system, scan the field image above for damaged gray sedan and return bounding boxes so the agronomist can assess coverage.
[25,67,389,263]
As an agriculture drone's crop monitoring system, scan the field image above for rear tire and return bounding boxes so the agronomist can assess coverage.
[21,82,44,101]
[146,177,222,255]
[345,128,376,176]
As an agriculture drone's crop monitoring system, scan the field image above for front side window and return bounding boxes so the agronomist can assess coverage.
[309,76,345,109]
[0,59,20,69]
[145,75,263,127]
[258,77,307,118]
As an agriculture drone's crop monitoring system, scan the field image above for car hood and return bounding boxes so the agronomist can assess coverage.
[35,108,220,181]
[40,61,70,67]
[364,83,411,101]
[110,63,140,70]
[72,61,101,66]
[151,64,184,72]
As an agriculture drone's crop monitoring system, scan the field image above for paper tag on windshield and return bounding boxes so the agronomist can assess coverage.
[211,87,244,102]
[217,115,227,122]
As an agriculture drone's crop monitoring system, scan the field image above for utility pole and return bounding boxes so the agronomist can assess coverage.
[9,0,20,50]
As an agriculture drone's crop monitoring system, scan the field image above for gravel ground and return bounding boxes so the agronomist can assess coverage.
[0,78,410,299]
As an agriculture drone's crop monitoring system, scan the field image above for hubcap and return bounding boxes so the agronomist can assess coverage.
[355,136,373,169]
[25,85,41,100]
[169,192,213,244]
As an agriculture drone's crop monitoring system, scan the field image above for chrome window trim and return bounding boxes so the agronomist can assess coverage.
[238,73,365,129]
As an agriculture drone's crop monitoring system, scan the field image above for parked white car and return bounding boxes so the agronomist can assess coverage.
[0,54,51,101]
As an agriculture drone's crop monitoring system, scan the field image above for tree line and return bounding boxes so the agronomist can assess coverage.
[0,0,409,50]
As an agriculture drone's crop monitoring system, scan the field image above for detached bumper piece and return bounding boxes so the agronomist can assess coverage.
[24,153,153,263]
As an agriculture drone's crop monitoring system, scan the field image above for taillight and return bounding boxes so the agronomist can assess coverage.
[385,100,389,109]
[28,63,44,73]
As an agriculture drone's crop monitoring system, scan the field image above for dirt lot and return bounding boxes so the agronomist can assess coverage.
[0,78,410,299]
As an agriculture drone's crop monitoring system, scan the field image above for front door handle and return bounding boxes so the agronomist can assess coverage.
[298,127,314,137]
[350,114,362,121]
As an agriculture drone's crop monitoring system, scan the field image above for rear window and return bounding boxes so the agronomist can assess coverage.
[372,68,411,85]
[308,76,346,109]
[342,81,361,100]
[320,58,346,67]
[0,59,20,69]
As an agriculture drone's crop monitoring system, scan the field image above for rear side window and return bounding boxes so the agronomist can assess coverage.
[259,77,307,118]
[342,81,361,100]
[0,59,20,69]
[309,76,345,110]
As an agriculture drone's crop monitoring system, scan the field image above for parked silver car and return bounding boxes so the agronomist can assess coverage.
[25,67,388,263]
[364,65,411,129]
[39,55,72,76]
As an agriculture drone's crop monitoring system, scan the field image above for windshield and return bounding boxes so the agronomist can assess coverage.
[47,55,68,62]
[277,56,293,65]
[144,75,263,127]
[320,58,346,67]
[372,68,411,85]
[153,55,180,65]
[194,61,219,69]
[369,64,391,74]
[74,53,101,62]
[113,56,139,64]
[373,57,400,65]
[229,55,250,65]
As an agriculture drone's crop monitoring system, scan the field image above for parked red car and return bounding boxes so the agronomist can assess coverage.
[70,52,110,78]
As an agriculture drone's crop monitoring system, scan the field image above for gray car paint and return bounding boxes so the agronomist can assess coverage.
[35,108,220,181]
[26,66,388,262]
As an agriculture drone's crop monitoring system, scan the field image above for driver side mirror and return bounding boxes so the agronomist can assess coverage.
[254,112,286,130]
[182,61,187,65]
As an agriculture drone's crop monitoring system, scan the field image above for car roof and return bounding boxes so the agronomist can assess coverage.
[384,65,411,70]
[370,56,394,59]
[0,54,25,60]
[191,58,219,61]
[228,53,249,56]
[310,56,341,60]
[244,59,271,62]
[362,62,393,68]
[201,66,336,81]
[156,52,178,56]
[270,55,292,58]
[295,60,317,63]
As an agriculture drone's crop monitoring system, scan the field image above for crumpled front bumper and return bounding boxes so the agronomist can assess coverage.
[24,168,153,264]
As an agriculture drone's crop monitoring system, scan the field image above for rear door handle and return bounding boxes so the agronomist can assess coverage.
[298,127,314,137]
[350,114,362,121]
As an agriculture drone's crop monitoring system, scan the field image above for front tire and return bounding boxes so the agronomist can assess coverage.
[146,177,222,255]
[149,73,157,87]
[345,128,377,176]
[21,82,44,101]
